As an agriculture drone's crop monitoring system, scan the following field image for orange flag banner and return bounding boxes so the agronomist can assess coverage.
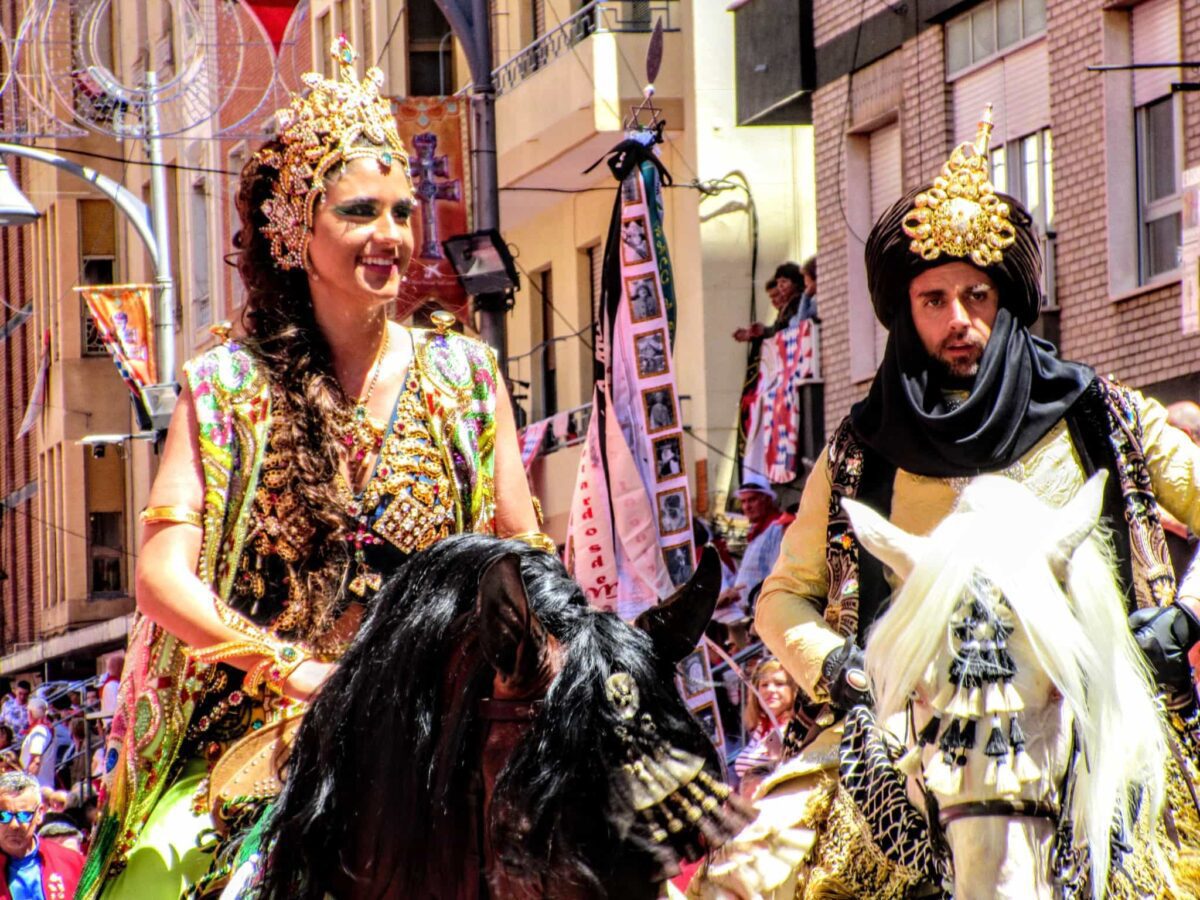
[78,284,158,405]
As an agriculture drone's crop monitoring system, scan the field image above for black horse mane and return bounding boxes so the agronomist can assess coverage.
[257,534,720,899]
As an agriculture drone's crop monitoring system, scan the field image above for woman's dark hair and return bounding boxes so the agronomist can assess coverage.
[772,261,803,285]
[231,142,351,644]
[801,255,816,282]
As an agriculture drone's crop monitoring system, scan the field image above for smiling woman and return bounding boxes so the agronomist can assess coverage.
[79,37,543,900]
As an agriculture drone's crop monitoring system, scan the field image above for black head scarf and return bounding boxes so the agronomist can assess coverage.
[849,186,1094,477]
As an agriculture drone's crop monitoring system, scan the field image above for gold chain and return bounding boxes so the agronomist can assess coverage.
[354,322,390,416]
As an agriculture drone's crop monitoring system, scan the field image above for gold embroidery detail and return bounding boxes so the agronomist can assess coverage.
[902,105,1016,267]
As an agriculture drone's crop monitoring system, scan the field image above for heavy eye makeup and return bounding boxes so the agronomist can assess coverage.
[331,198,415,222]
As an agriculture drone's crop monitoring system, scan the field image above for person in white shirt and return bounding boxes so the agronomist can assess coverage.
[98,655,124,719]
[18,699,55,790]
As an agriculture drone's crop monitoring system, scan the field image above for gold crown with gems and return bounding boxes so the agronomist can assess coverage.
[901,105,1016,267]
[255,35,410,270]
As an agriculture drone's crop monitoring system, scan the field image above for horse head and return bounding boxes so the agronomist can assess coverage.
[257,536,743,900]
[848,473,1168,899]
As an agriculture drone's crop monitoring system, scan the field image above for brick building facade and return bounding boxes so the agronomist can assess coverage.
[805,0,1200,426]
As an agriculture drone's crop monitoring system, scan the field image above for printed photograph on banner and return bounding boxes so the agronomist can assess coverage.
[653,435,683,481]
[621,173,643,205]
[627,274,662,323]
[692,699,724,749]
[635,328,668,378]
[678,648,710,701]
[620,216,652,265]
[642,385,678,434]
[663,540,694,585]
[656,488,690,536]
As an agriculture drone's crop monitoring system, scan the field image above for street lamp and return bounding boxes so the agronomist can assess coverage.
[0,161,40,226]
[0,142,178,430]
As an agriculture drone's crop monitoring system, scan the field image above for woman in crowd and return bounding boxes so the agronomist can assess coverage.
[79,38,545,900]
[733,657,797,799]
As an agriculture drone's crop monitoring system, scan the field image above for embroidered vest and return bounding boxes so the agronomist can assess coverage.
[781,378,1173,759]
[79,329,500,898]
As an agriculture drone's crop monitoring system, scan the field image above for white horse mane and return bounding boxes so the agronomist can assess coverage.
[860,474,1167,896]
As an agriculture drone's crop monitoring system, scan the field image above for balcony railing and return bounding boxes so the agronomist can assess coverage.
[492,0,680,97]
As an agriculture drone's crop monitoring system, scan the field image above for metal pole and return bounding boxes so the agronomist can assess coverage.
[469,0,507,370]
[0,144,161,273]
[143,72,176,388]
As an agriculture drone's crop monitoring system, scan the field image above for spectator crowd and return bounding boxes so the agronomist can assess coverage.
[0,656,120,897]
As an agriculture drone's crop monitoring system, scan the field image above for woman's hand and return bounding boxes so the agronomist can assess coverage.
[283,659,337,703]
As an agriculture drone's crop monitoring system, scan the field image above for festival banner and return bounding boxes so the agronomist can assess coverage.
[743,318,819,484]
[519,418,550,472]
[566,134,692,620]
[78,285,158,414]
[16,330,50,440]
[392,98,471,322]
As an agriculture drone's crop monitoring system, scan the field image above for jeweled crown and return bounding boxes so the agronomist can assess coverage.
[901,105,1016,267]
[255,36,410,270]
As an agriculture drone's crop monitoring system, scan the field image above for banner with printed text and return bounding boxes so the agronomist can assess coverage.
[567,135,693,620]
[393,98,471,323]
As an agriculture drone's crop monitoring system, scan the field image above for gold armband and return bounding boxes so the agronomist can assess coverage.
[510,530,557,554]
[140,505,203,528]
[191,639,309,697]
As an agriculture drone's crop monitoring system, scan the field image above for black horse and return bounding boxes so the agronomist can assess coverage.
[255,534,746,899]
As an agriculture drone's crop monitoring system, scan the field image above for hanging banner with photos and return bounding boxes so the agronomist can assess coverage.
[392,98,471,322]
[78,285,158,411]
[567,133,693,620]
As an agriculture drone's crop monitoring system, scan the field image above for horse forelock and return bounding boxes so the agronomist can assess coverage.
[865,480,1168,895]
[258,534,709,900]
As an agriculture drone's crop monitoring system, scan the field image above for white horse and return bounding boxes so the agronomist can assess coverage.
[692,473,1198,899]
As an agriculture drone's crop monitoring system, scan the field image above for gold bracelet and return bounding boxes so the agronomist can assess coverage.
[191,639,309,697]
[510,530,557,554]
[140,505,203,528]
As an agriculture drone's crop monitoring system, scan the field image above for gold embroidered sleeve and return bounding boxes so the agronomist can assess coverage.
[1138,391,1200,601]
[755,446,847,700]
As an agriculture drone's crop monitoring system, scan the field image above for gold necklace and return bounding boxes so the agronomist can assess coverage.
[354,324,390,420]
[339,324,390,470]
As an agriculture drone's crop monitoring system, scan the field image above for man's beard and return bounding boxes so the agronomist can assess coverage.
[932,337,985,379]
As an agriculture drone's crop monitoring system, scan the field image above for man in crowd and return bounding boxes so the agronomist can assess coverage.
[97,656,122,720]
[0,772,83,900]
[715,475,793,625]
[732,259,818,343]
[757,115,1200,753]
[0,687,29,742]
[17,703,54,792]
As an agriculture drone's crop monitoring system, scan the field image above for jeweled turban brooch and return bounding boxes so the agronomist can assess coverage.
[902,105,1016,267]
[255,36,410,270]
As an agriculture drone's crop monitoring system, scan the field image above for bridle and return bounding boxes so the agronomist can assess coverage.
[907,697,1080,874]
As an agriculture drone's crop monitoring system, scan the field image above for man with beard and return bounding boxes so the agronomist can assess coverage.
[756,111,1200,753]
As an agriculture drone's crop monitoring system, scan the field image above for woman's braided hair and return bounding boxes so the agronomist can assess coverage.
[230,140,354,642]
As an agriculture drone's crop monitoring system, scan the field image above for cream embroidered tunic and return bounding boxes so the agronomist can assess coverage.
[757,391,1200,701]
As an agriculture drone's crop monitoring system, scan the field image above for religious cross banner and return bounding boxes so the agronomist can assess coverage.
[567,132,693,620]
[393,98,471,322]
[77,284,158,415]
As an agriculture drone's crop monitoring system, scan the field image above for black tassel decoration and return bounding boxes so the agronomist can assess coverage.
[984,715,1008,758]
[1009,714,1026,750]
[918,715,941,747]
[961,718,977,751]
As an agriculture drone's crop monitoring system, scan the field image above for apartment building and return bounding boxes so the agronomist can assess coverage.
[486,0,816,536]
[781,0,1200,425]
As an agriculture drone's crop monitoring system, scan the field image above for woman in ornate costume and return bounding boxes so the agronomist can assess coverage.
[78,38,547,899]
